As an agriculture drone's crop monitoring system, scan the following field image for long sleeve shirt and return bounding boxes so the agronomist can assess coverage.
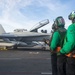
[50,31,60,51]
[60,23,75,54]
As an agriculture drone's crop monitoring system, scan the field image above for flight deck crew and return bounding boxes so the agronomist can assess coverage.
[50,16,66,75]
[49,22,57,75]
[55,17,67,75]
[43,22,57,75]
[42,22,57,75]
[59,11,75,75]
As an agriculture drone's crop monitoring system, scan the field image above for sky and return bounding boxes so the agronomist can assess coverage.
[0,0,75,33]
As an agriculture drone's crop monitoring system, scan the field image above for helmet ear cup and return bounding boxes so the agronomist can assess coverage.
[52,22,57,30]
[54,21,57,27]
[53,21,58,29]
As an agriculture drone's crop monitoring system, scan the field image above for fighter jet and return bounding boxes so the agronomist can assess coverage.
[0,19,50,49]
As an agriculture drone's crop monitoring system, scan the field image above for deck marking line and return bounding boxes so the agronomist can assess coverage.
[41,72,52,75]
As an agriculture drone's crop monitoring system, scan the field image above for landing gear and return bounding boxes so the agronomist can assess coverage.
[13,45,17,49]
[42,47,46,50]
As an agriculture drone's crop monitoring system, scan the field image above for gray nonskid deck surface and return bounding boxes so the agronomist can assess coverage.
[0,49,52,75]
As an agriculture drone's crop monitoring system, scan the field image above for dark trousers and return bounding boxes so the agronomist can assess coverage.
[51,53,57,75]
[66,57,75,75]
[57,55,66,75]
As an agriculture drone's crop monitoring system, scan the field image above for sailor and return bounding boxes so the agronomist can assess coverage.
[55,17,67,75]
[59,11,75,75]
[50,16,66,75]
[49,21,57,75]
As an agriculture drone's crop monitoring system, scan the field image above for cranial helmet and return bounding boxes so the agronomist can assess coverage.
[54,16,65,27]
[68,11,75,20]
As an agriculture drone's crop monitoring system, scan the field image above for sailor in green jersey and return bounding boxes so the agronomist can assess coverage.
[50,16,66,75]
[59,11,75,75]
[50,30,60,51]
[60,24,75,54]
[50,22,58,75]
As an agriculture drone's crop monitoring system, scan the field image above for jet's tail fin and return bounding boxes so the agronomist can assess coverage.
[0,24,6,34]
